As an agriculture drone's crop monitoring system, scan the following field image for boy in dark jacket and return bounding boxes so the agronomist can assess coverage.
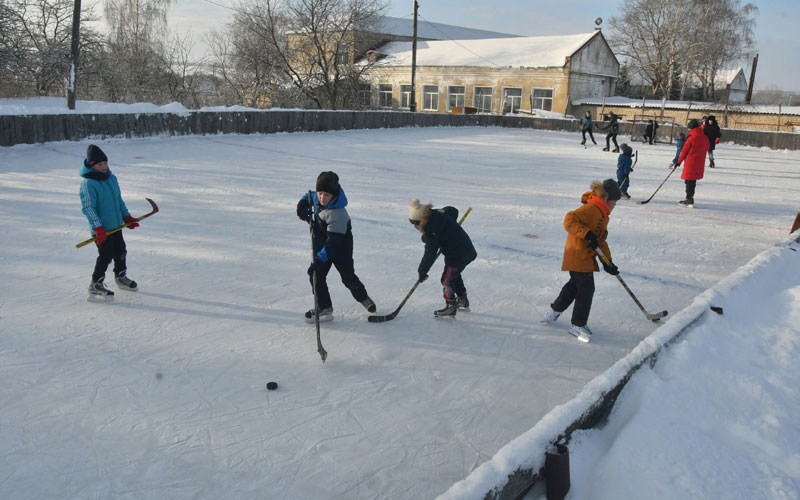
[615,144,634,199]
[296,171,375,322]
[409,199,477,317]
[643,120,659,144]
[79,144,140,301]
[579,111,597,146]
[600,111,620,152]
[703,115,722,168]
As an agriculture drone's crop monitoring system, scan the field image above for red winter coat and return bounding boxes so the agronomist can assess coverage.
[678,127,710,181]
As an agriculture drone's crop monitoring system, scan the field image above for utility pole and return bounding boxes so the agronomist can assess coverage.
[410,0,418,112]
[745,53,758,105]
[67,0,81,110]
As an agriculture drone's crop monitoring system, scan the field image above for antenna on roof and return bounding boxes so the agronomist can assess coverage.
[594,17,603,31]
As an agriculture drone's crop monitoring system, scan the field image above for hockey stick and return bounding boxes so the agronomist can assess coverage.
[637,164,678,205]
[307,190,327,363]
[76,198,159,248]
[595,248,668,322]
[369,206,472,323]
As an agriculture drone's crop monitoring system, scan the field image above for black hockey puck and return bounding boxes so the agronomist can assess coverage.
[266,381,278,391]
[710,306,724,315]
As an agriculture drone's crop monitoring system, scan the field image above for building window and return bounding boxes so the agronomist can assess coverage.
[379,84,393,108]
[400,84,412,109]
[502,87,522,113]
[447,86,465,111]
[335,49,349,65]
[358,83,371,107]
[474,86,493,113]
[422,85,439,111]
[532,88,553,111]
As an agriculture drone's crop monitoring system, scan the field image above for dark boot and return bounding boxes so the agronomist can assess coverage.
[434,301,457,317]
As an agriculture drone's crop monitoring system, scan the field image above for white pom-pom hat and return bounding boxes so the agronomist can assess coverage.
[408,198,430,223]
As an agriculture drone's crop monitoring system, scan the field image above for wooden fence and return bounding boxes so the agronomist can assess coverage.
[1,110,798,150]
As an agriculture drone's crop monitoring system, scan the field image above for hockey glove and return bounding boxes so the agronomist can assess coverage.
[94,226,107,246]
[584,231,599,250]
[296,198,312,222]
[418,273,428,283]
[316,248,329,263]
[602,259,619,275]
[123,215,139,229]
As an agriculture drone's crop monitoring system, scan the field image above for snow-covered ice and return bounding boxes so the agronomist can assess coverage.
[1,125,798,499]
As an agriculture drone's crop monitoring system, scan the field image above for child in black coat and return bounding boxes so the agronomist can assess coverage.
[409,199,477,317]
[296,171,375,322]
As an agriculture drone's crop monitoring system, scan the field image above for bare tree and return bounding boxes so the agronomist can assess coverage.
[101,0,173,102]
[609,0,757,101]
[608,0,694,98]
[0,0,102,97]
[226,0,387,109]
[690,0,757,100]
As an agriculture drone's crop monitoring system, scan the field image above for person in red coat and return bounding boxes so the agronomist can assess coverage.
[675,119,710,207]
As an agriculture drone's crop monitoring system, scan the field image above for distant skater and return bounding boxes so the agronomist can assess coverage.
[579,111,597,146]
[600,111,620,152]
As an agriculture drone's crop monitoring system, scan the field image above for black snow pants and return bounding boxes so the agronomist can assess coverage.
[308,258,368,310]
[551,271,595,327]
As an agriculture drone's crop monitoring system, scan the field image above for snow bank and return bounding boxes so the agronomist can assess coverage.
[437,229,800,500]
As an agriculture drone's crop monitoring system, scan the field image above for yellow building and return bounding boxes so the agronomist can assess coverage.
[364,30,619,115]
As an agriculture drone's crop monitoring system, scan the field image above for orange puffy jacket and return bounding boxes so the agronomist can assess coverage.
[561,192,612,272]
[678,127,710,181]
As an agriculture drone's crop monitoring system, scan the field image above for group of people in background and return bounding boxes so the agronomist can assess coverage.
[578,111,723,207]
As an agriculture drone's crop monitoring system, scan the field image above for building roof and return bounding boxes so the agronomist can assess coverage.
[375,31,599,69]
[370,16,519,41]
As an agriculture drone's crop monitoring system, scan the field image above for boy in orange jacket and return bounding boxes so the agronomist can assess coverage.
[541,179,622,342]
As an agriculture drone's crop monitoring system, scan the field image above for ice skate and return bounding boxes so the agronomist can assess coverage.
[360,297,376,313]
[540,307,561,323]
[456,295,470,312]
[679,198,694,208]
[602,146,610,152]
[621,191,631,200]
[88,277,115,302]
[434,301,457,318]
[115,272,138,291]
[305,307,333,323]
[568,324,592,343]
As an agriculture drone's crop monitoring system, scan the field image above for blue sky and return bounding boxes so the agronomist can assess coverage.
[116,0,800,92]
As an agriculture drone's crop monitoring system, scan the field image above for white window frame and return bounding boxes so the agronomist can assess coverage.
[358,83,372,108]
[399,84,412,109]
[502,87,522,113]
[422,85,439,111]
[447,85,466,111]
[378,84,393,108]
[532,87,554,111]
[474,86,493,113]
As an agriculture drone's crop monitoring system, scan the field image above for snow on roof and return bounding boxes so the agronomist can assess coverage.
[376,32,598,69]
[573,96,800,116]
[370,15,519,41]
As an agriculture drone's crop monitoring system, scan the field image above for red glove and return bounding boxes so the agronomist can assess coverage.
[123,215,139,229]
[94,226,107,245]
[715,137,720,144]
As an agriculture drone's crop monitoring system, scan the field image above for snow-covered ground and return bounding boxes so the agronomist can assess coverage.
[1,126,798,499]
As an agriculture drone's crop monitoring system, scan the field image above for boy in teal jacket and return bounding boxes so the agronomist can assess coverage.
[80,145,139,301]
